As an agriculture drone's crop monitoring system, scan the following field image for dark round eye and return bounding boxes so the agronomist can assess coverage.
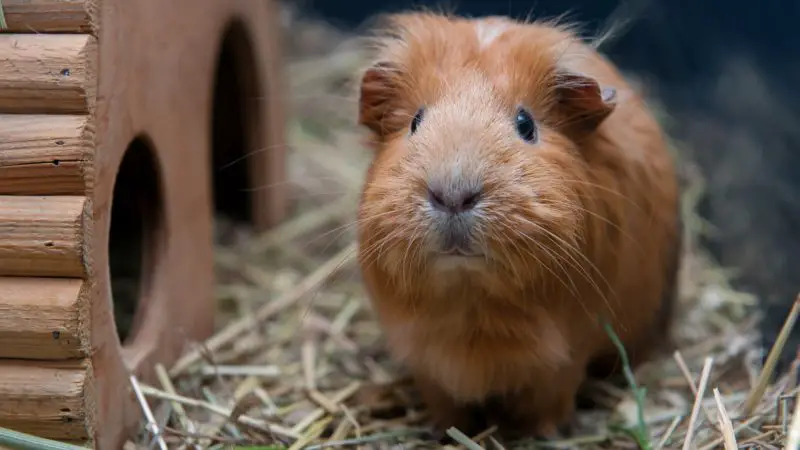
[410,107,425,134]
[515,107,538,143]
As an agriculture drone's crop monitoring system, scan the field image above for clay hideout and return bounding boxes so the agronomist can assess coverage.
[0,0,288,447]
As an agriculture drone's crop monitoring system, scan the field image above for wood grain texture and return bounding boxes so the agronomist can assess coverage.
[0,359,90,440]
[0,277,88,359]
[80,0,287,446]
[0,114,94,195]
[0,196,88,277]
[0,34,97,114]
[1,0,93,33]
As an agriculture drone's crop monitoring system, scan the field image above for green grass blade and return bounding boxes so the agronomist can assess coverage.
[0,0,6,30]
[0,427,87,450]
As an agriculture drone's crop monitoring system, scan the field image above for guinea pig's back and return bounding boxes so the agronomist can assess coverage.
[568,41,682,366]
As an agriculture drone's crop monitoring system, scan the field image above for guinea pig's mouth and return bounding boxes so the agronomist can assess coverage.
[430,248,486,272]
[434,248,485,259]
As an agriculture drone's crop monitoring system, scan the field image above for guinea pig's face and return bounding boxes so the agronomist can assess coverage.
[357,14,615,286]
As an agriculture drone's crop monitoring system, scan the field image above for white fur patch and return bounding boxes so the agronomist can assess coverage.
[474,19,509,50]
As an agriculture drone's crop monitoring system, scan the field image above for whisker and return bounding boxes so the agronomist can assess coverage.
[538,197,649,259]
[506,216,620,325]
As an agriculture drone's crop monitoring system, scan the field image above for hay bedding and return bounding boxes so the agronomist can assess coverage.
[126,13,799,450]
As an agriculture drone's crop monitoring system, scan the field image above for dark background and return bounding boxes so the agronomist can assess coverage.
[300,0,799,92]
[295,0,800,370]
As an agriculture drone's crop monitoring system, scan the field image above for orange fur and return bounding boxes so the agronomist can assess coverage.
[355,12,682,438]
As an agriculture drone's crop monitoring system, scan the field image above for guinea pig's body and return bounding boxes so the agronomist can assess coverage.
[355,13,682,437]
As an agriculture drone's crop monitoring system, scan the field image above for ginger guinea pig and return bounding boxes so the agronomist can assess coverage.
[355,12,683,438]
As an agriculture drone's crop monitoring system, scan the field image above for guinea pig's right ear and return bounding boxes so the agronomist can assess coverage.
[553,71,618,137]
[358,61,399,139]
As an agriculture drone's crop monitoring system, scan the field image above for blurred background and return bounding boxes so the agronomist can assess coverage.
[127,0,800,448]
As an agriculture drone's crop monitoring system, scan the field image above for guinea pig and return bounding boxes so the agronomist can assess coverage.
[354,12,683,438]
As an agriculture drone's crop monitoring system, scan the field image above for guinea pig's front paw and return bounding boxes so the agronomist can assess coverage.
[425,417,484,446]
[497,368,584,441]
[412,373,485,438]
[501,420,562,442]
[428,409,485,442]
[532,422,561,439]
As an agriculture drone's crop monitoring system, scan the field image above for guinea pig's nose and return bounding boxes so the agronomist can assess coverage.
[428,187,482,214]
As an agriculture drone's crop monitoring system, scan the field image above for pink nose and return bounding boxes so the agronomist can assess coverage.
[427,187,481,214]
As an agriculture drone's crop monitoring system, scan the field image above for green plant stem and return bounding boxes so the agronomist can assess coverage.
[602,321,652,450]
[0,427,87,450]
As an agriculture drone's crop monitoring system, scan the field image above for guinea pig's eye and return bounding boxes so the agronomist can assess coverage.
[410,107,425,135]
[514,107,538,143]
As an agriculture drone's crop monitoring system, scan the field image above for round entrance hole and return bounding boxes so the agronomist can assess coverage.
[211,19,262,226]
[108,136,165,345]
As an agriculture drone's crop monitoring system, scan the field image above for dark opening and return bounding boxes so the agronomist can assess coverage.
[211,20,261,224]
[108,136,165,345]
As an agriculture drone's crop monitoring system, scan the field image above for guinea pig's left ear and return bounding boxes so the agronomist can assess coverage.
[358,61,398,138]
[554,71,617,135]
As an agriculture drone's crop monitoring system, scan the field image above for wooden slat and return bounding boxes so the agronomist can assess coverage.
[0,277,88,359]
[1,0,93,34]
[0,196,87,278]
[0,359,90,440]
[0,115,93,195]
[0,34,96,114]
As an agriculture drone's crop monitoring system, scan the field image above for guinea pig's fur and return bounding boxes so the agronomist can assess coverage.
[355,12,683,438]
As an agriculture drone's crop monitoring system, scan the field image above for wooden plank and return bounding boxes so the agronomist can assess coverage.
[0,196,87,278]
[1,0,93,34]
[0,34,96,114]
[0,277,88,359]
[0,114,93,195]
[0,359,90,440]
